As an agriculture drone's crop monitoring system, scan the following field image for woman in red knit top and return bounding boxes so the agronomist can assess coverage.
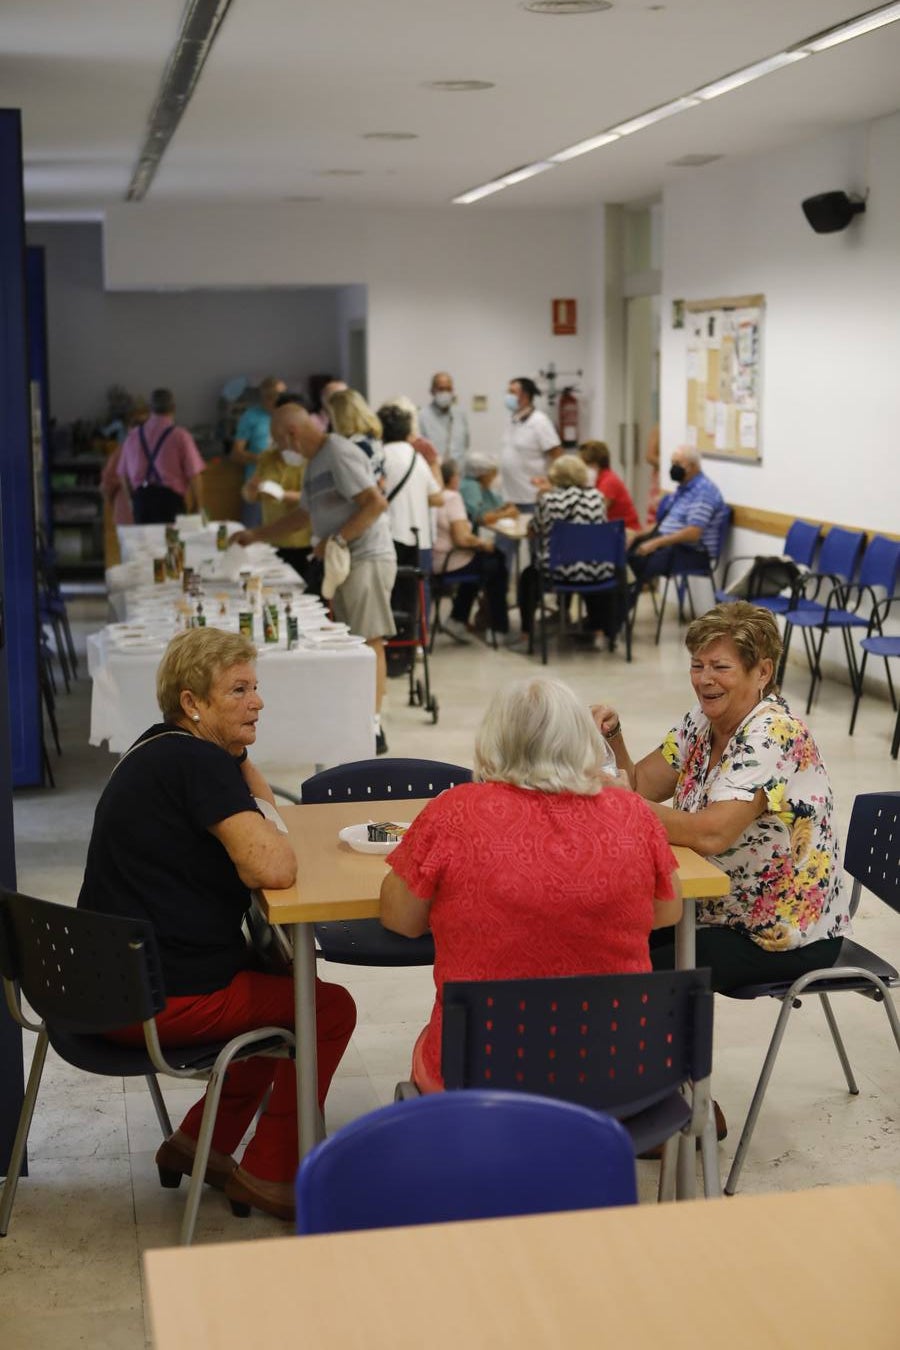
[380,676,682,1091]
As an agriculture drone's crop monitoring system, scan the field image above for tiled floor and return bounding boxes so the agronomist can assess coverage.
[3,597,899,1349]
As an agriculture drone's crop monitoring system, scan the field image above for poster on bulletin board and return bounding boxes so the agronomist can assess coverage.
[684,294,763,463]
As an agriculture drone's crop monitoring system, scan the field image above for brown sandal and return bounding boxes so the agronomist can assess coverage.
[155,1135,236,1192]
[225,1167,295,1222]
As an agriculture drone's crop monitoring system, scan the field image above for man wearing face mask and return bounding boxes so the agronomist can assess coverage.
[241,404,314,585]
[626,444,726,584]
[418,371,470,461]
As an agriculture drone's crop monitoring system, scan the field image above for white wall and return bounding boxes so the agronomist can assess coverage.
[660,113,900,539]
[102,203,601,457]
[28,223,342,428]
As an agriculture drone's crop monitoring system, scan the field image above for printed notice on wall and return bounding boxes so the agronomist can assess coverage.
[683,295,764,463]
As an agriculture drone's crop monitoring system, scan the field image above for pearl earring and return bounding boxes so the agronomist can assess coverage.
[192,714,200,722]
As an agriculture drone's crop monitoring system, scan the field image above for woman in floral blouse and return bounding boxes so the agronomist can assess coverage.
[593,601,850,993]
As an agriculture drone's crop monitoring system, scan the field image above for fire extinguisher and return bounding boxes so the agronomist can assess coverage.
[557,386,579,447]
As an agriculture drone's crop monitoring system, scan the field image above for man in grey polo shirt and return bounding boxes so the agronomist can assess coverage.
[232,404,396,754]
[418,371,470,462]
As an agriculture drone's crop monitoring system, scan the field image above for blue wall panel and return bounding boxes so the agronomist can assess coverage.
[0,109,41,788]
[0,107,28,1172]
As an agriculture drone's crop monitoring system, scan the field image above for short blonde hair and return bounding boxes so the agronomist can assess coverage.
[327,388,382,440]
[548,454,589,489]
[474,677,609,796]
[685,602,782,695]
[156,629,257,721]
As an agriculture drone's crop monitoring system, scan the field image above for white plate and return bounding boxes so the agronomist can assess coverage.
[338,822,410,856]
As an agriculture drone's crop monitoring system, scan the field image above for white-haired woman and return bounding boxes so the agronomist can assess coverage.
[460,454,519,530]
[380,677,682,1092]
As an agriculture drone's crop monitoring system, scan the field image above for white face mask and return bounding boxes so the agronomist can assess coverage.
[433,390,454,410]
[281,449,303,466]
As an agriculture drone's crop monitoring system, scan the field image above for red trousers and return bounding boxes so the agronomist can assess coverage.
[113,970,356,1182]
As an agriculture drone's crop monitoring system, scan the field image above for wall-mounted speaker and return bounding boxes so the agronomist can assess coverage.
[801,191,866,234]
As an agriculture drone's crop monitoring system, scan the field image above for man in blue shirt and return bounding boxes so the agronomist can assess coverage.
[418,371,470,461]
[628,445,726,581]
[232,376,285,525]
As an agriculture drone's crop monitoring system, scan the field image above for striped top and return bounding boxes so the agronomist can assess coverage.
[533,486,614,585]
[658,472,726,556]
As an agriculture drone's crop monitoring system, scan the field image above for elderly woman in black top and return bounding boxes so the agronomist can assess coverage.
[78,627,356,1221]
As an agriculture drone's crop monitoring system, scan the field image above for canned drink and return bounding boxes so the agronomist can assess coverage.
[217,524,228,551]
[287,615,299,649]
[238,611,254,639]
[153,556,166,583]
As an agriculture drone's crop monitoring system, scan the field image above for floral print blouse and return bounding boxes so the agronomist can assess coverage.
[660,696,850,952]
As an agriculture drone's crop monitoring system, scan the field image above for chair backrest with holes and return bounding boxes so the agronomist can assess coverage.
[300,757,472,803]
[0,889,165,1033]
[442,969,713,1118]
[843,792,900,916]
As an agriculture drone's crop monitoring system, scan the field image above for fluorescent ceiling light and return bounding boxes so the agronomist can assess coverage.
[550,132,620,163]
[454,161,555,204]
[695,51,808,100]
[608,97,699,136]
[799,2,900,52]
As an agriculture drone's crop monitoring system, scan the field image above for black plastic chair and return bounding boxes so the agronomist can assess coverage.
[535,520,632,664]
[722,791,900,1196]
[300,758,472,967]
[398,968,716,1202]
[296,1090,636,1234]
[0,891,295,1246]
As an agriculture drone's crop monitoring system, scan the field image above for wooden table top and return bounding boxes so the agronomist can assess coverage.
[260,798,730,925]
[145,1183,900,1350]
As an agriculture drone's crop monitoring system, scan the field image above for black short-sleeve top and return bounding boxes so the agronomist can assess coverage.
[78,724,260,996]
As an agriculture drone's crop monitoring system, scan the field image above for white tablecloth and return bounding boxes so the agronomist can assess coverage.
[88,631,376,766]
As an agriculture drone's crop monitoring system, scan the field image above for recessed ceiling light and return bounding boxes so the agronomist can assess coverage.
[522,1,612,13]
[424,80,495,92]
[362,131,419,141]
[317,169,364,176]
[668,154,723,167]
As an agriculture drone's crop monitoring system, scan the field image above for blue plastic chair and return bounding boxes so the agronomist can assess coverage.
[299,757,471,967]
[716,518,821,614]
[779,532,898,714]
[651,505,732,644]
[536,519,631,663]
[430,547,497,650]
[849,592,900,757]
[723,791,900,1194]
[295,1090,637,1234]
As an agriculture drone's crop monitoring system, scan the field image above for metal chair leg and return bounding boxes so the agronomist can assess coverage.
[0,1030,50,1236]
[849,647,869,735]
[777,622,793,686]
[654,577,669,645]
[724,994,798,1196]
[700,1100,722,1199]
[657,1134,678,1203]
[145,1074,174,1139]
[818,993,859,1094]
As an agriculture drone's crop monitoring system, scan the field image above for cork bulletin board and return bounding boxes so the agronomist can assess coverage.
[684,294,764,463]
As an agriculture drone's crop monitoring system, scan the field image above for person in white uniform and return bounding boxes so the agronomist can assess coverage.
[499,376,562,507]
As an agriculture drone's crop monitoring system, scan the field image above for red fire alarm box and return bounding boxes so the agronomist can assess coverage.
[552,298,577,335]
